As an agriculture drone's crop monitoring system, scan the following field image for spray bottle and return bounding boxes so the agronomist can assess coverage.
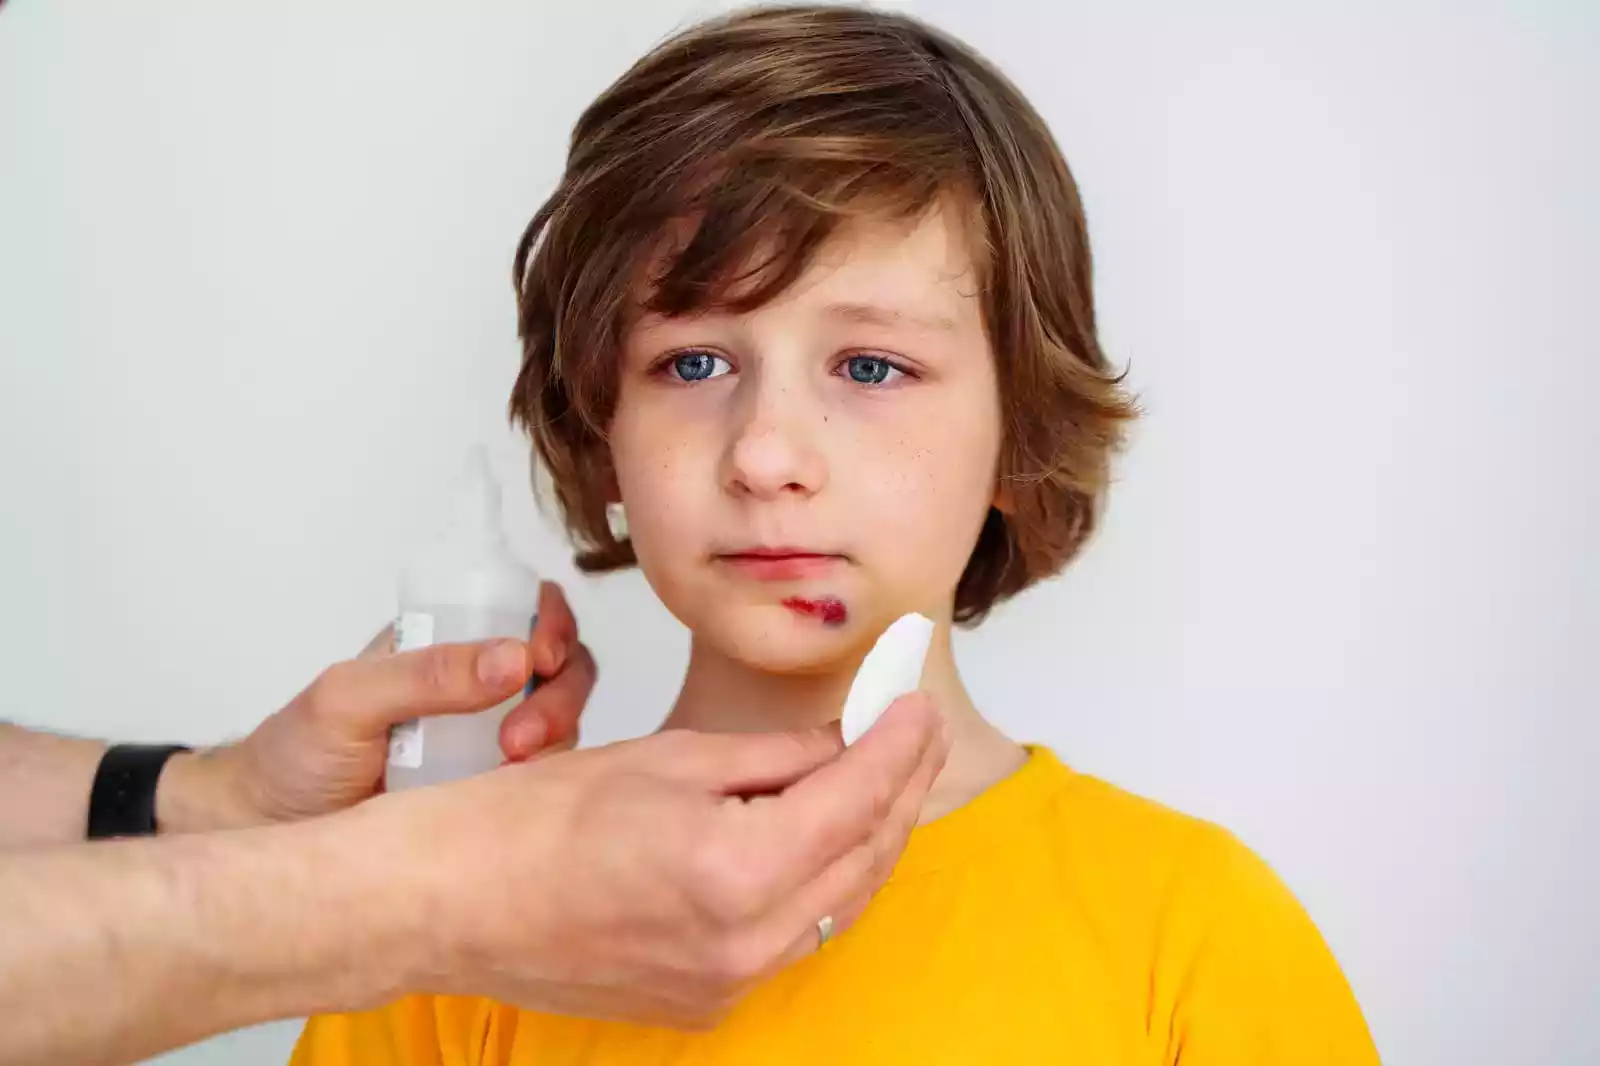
[384,446,541,791]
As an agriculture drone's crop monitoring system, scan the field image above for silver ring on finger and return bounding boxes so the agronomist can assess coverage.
[816,914,836,949]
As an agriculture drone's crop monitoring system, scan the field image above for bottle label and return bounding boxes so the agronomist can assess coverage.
[388,719,424,769]
[388,611,437,769]
[394,610,436,652]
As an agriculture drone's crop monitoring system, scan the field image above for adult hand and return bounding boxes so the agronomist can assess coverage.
[160,582,595,831]
[343,692,948,1029]
[0,687,942,1066]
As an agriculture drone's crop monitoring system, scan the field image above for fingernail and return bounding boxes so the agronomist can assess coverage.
[478,641,526,687]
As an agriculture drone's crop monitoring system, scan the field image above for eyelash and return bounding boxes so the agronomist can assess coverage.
[652,349,917,387]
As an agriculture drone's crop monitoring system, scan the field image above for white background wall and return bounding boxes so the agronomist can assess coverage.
[1,1,1595,1063]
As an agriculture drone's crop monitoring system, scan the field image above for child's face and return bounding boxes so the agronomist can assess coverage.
[611,205,1001,672]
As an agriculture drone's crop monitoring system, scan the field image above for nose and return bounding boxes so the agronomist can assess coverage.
[721,378,828,501]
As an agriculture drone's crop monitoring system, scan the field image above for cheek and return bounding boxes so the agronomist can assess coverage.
[851,392,1001,585]
[609,402,708,569]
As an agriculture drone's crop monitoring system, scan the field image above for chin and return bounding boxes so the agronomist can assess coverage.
[697,605,868,676]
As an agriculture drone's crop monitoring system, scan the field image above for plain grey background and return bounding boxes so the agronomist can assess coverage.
[1,0,1596,1063]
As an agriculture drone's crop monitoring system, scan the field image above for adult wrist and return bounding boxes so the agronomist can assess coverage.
[298,800,441,1005]
[154,747,265,835]
[85,744,191,840]
[334,788,499,1000]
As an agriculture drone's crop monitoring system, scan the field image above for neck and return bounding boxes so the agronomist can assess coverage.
[662,624,1027,820]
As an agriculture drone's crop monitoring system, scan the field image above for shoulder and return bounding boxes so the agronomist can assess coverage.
[1028,752,1246,914]
[1033,753,1378,1063]
[1037,753,1343,968]
[1035,751,1312,917]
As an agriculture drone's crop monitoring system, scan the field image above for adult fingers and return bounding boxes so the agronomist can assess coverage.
[645,725,845,796]
[307,638,531,736]
[527,581,578,678]
[761,709,947,971]
[499,642,598,760]
[737,692,943,902]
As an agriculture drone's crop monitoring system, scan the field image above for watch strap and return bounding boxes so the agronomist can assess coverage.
[87,744,191,840]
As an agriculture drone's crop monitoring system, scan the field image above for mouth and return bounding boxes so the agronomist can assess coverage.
[714,547,846,582]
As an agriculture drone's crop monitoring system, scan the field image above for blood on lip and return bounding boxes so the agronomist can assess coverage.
[782,595,848,626]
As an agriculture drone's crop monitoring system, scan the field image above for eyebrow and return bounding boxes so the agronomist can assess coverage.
[822,300,960,334]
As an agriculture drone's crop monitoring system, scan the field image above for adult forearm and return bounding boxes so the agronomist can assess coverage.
[0,815,418,1066]
[0,722,262,848]
[0,722,105,847]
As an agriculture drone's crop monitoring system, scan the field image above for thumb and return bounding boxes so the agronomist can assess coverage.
[310,638,531,735]
[645,725,846,797]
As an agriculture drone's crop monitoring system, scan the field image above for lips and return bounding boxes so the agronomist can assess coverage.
[715,548,844,582]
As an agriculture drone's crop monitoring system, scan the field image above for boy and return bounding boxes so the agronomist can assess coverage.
[296,5,1379,1063]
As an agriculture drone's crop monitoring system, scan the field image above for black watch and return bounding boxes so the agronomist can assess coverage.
[86,744,191,840]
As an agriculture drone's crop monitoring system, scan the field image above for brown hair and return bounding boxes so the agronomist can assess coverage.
[509,4,1136,625]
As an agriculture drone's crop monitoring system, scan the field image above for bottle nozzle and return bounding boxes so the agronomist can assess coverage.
[445,444,504,547]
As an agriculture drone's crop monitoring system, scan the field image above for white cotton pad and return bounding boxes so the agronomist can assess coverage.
[840,613,935,746]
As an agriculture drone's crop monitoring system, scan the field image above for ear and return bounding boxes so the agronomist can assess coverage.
[992,477,1016,516]
[597,469,627,538]
[605,500,629,541]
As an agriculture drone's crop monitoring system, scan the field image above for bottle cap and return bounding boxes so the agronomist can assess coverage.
[398,444,541,612]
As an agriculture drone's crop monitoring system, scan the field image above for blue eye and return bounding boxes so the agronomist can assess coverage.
[843,355,902,385]
[669,351,732,382]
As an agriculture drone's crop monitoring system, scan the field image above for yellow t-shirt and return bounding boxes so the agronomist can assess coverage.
[294,748,1378,1065]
